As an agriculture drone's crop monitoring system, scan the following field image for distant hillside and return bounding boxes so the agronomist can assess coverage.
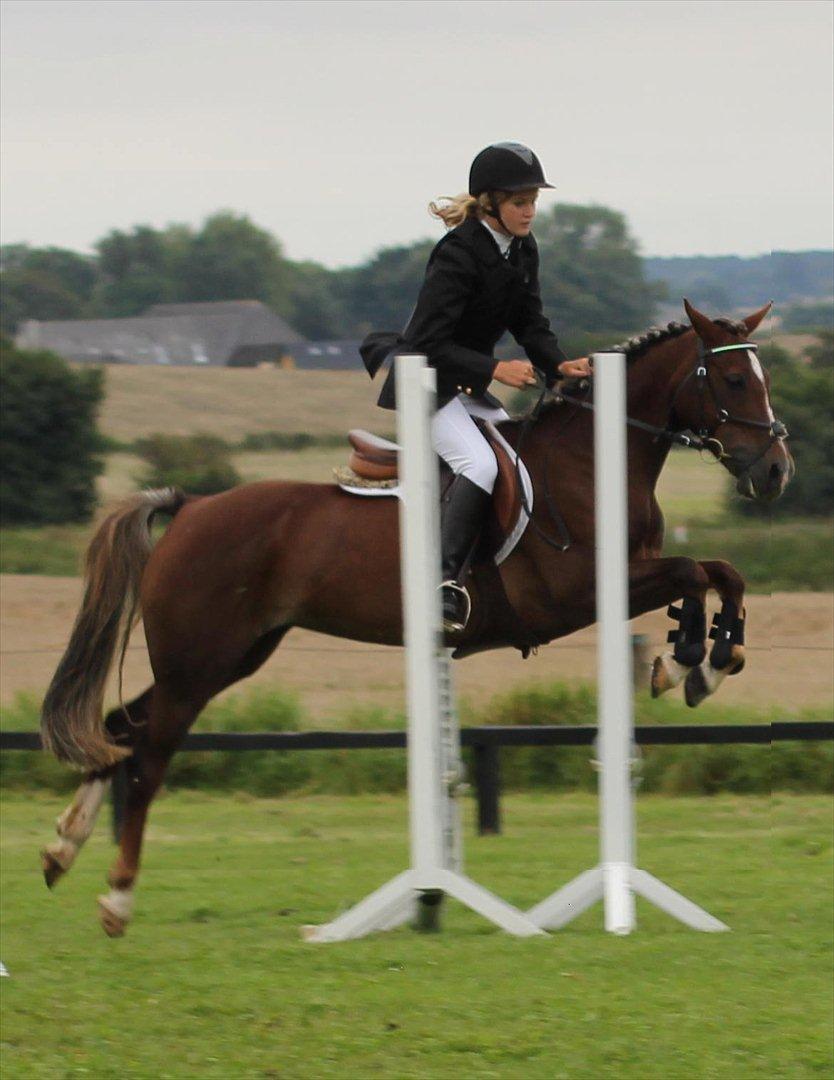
[645,251,833,312]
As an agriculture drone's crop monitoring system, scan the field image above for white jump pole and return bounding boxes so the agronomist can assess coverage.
[527,352,729,934]
[304,355,544,942]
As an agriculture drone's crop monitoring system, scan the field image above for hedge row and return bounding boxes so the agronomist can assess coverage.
[2,684,831,798]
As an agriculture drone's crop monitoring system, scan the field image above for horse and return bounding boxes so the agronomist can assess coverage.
[38,299,793,936]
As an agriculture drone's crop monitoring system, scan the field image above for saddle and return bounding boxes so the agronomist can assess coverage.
[340,424,541,658]
[346,422,522,537]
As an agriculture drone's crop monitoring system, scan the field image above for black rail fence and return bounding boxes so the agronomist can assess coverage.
[3,721,832,840]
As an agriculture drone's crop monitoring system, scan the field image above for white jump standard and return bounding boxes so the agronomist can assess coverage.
[526,352,729,934]
[304,355,544,942]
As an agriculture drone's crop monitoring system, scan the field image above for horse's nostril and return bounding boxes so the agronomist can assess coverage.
[769,462,783,485]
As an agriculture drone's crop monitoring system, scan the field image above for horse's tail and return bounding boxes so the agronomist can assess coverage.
[41,487,187,771]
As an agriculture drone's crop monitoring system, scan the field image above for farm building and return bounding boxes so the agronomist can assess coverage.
[15,300,307,367]
[281,339,364,371]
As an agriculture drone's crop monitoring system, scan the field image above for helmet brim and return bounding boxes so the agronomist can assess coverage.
[472,181,555,195]
[502,181,555,192]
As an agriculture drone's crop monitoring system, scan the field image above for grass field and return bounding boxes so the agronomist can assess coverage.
[1,791,832,1079]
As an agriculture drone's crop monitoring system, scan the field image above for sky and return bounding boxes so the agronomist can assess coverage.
[1,0,832,268]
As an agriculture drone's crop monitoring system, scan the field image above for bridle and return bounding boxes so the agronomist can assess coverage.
[513,340,790,553]
[557,340,789,464]
[664,341,790,463]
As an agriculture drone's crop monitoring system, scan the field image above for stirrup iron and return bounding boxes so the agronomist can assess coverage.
[439,581,472,633]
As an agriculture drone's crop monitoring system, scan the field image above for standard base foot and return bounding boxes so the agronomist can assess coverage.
[304,868,545,943]
[528,863,729,933]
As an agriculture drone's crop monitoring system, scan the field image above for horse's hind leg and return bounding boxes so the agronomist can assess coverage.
[97,686,200,937]
[97,627,290,935]
[41,769,113,888]
[40,687,154,889]
[684,560,747,707]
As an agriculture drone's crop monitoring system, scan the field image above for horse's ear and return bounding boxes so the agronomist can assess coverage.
[742,301,774,336]
[683,298,724,346]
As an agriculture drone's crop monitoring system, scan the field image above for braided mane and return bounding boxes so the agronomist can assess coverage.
[608,317,748,361]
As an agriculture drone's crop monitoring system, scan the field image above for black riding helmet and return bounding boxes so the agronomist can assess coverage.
[468,142,553,232]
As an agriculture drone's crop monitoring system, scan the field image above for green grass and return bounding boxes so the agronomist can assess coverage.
[665,518,834,592]
[0,524,87,576]
[1,791,831,1078]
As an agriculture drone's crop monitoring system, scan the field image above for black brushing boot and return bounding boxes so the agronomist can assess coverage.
[439,474,491,633]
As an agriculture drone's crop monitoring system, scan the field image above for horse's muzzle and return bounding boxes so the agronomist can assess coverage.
[734,444,795,502]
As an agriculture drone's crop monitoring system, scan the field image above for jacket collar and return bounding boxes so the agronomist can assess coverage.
[453,216,533,268]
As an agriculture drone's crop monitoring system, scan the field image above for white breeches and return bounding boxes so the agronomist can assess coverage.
[431,394,511,494]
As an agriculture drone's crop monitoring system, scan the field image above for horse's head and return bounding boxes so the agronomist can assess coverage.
[672,299,794,501]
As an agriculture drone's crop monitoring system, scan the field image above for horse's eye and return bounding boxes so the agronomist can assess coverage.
[724,373,746,390]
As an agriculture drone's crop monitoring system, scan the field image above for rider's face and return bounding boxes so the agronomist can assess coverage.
[490,190,539,237]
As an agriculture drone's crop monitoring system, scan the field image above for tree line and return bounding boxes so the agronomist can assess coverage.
[1,205,665,342]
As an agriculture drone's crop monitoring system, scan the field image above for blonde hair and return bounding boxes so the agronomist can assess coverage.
[429,191,510,229]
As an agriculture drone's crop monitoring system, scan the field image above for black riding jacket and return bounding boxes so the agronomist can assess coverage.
[360,216,567,411]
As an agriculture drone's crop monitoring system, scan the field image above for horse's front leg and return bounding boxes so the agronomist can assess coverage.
[626,556,711,700]
[683,559,747,707]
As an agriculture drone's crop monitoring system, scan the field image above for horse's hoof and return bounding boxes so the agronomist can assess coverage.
[684,665,709,708]
[41,848,67,889]
[727,646,746,676]
[97,897,128,938]
[651,655,675,698]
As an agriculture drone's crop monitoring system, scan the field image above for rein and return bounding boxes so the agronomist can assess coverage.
[559,341,789,461]
[512,342,790,554]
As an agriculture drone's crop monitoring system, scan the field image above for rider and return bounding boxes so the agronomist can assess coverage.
[360,142,592,632]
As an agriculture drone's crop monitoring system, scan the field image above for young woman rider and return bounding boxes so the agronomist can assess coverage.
[360,142,592,633]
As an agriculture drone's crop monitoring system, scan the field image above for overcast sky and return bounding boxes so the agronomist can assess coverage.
[2,0,832,267]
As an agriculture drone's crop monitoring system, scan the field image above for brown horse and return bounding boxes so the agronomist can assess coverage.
[39,299,792,936]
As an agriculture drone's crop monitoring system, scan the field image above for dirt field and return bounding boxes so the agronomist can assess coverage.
[1,574,831,717]
[94,365,519,443]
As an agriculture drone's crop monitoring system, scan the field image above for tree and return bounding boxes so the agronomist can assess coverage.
[534,204,663,335]
[179,211,292,314]
[285,260,350,340]
[0,340,105,524]
[93,225,178,316]
[0,245,98,335]
[804,330,833,371]
[91,212,294,318]
[337,240,435,338]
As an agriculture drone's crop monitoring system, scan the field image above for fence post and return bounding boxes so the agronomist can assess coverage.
[473,743,501,835]
[526,352,729,935]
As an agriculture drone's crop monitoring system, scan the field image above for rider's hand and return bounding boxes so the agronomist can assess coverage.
[558,356,593,379]
[493,359,538,389]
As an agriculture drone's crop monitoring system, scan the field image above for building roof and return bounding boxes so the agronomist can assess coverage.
[15,300,305,366]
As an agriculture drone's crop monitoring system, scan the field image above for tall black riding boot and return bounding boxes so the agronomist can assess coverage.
[439,474,491,633]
